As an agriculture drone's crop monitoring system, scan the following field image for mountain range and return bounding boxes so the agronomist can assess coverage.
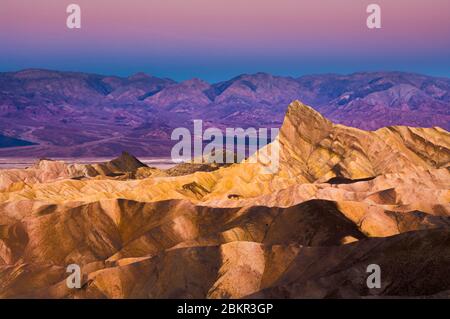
[0,69,449,157]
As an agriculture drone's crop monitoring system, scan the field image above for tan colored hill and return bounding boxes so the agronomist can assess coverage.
[0,101,449,298]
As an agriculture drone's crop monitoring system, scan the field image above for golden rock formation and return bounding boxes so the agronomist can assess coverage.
[0,101,449,298]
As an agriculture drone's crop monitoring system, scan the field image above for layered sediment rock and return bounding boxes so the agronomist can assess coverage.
[0,101,449,298]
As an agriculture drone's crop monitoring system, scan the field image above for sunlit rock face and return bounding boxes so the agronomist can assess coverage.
[0,101,449,299]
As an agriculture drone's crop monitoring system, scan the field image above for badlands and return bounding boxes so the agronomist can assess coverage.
[0,101,449,298]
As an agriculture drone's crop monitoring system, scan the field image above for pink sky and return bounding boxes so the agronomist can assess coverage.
[1,0,449,80]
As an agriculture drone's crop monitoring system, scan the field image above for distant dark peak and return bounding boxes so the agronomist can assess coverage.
[107,151,148,172]
[118,151,139,160]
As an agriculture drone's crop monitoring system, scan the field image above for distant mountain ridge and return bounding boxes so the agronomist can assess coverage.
[0,69,448,157]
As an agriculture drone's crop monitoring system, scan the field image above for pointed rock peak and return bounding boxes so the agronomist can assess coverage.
[279,100,333,144]
[128,72,152,81]
[108,151,147,172]
[285,100,330,123]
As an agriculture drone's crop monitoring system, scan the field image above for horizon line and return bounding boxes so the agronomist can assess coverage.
[1,67,449,84]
